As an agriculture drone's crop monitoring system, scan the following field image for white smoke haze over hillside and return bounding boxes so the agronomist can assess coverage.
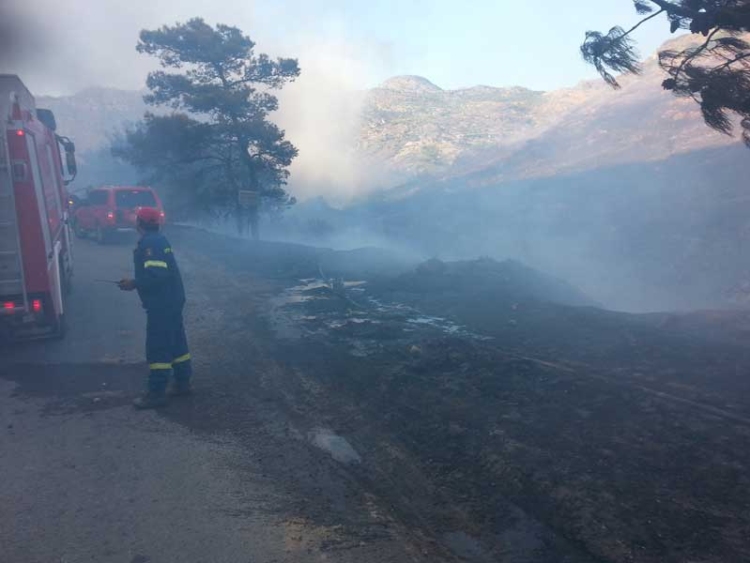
[1,0,397,203]
[273,39,399,204]
[2,0,692,206]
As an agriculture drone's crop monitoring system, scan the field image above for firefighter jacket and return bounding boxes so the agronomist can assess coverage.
[133,232,186,312]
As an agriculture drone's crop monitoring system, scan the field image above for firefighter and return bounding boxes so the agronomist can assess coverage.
[118,207,192,409]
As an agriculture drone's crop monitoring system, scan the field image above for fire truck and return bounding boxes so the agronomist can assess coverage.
[0,75,77,340]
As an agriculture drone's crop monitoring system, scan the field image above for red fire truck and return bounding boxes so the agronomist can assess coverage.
[0,75,77,340]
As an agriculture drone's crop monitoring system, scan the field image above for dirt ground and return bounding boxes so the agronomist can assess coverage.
[2,225,750,562]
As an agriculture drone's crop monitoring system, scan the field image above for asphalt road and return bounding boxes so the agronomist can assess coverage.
[0,231,428,563]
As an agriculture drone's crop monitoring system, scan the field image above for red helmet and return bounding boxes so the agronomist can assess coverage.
[136,207,162,226]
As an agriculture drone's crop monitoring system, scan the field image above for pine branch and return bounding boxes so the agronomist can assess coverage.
[672,27,722,78]
[713,51,750,72]
[624,8,666,35]
[647,0,698,18]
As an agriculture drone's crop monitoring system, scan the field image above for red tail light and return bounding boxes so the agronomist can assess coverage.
[106,211,115,221]
[3,301,14,310]
[32,299,42,313]
[15,130,24,137]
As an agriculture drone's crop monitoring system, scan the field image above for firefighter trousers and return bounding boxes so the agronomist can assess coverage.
[146,307,192,393]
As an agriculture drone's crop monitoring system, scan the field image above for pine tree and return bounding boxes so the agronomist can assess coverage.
[116,18,300,239]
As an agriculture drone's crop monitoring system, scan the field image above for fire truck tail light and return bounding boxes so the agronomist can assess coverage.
[32,299,42,313]
[15,130,24,137]
[4,301,14,310]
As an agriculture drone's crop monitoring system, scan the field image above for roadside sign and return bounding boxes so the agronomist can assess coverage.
[238,190,258,208]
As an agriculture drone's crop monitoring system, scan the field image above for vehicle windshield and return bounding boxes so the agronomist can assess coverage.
[115,190,156,209]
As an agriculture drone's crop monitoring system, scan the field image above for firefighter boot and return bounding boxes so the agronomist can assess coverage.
[134,368,170,409]
[168,358,193,397]
[133,391,168,410]
[166,381,193,397]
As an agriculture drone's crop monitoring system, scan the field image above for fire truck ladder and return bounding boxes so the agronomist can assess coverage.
[0,118,28,312]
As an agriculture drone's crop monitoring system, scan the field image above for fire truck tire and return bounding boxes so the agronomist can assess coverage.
[73,219,86,239]
[52,314,67,340]
[95,225,109,245]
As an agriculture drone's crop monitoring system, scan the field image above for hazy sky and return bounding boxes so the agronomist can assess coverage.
[3,0,670,95]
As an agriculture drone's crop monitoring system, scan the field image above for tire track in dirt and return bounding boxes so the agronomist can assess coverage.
[496,351,750,427]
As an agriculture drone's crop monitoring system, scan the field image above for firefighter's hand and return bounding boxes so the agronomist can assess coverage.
[118,278,136,291]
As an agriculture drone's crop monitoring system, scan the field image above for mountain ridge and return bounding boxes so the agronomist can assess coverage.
[36,34,744,188]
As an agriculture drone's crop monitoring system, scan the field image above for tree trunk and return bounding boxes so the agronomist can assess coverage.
[249,206,260,241]
[234,205,258,239]
[235,206,245,237]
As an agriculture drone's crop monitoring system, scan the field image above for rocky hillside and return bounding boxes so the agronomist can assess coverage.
[36,35,743,183]
[359,77,548,175]
[360,34,740,179]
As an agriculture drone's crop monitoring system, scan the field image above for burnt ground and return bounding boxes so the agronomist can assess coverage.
[2,225,750,562]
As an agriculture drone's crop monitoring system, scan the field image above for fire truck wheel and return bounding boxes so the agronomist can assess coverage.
[95,226,108,245]
[73,219,86,239]
[52,314,67,340]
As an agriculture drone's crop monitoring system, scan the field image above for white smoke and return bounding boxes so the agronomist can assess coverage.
[2,0,400,203]
[271,38,397,205]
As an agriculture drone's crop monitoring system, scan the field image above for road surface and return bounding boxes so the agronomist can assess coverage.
[0,230,431,563]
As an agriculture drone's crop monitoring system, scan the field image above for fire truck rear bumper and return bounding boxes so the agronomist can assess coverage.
[0,308,53,341]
